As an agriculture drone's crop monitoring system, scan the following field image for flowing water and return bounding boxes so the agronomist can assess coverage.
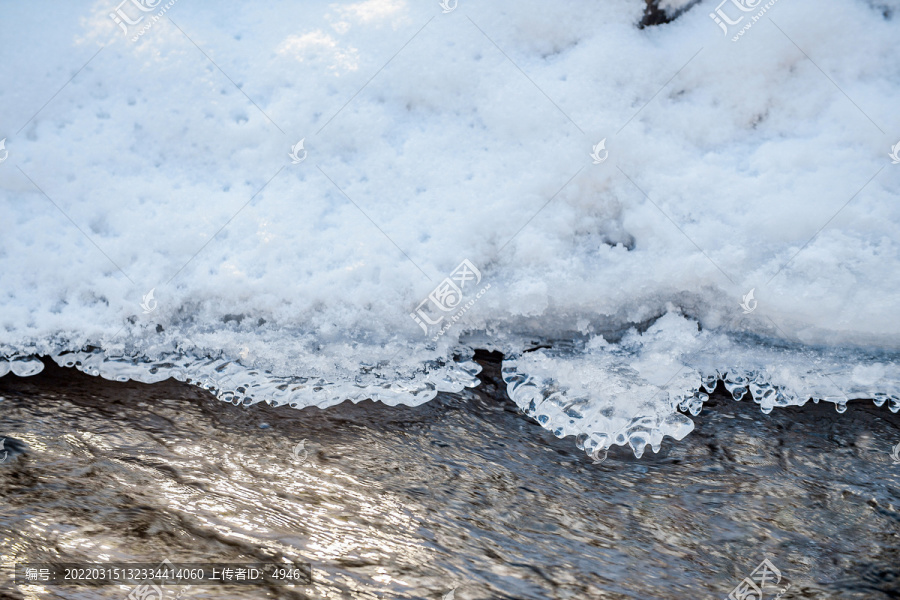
[1,356,900,599]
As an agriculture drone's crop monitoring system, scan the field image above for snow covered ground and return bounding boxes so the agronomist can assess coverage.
[1,0,898,454]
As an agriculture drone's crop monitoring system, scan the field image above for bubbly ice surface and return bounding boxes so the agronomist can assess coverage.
[502,312,900,458]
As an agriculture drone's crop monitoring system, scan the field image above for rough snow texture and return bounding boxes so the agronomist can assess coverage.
[1,0,899,451]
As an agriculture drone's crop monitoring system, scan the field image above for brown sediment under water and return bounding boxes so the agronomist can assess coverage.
[1,356,899,599]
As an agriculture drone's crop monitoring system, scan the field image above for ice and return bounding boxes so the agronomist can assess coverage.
[502,312,900,457]
[502,313,703,458]
[1,0,899,455]
[0,355,45,378]
[47,348,481,409]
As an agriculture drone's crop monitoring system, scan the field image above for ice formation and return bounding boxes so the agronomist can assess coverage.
[1,0,898,456]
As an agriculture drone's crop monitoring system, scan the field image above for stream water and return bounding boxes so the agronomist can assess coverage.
[1,356,899,599]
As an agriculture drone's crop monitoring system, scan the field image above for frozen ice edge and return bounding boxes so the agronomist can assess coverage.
[504,358,900,461]
[2,336,899,462]
[489,311,900,459]
[502,351,900,461]
[0,349,482,409]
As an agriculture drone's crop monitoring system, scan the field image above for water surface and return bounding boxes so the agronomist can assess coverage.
[1,357,899,599]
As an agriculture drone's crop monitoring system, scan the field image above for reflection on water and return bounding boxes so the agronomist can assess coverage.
[1,357,900,599]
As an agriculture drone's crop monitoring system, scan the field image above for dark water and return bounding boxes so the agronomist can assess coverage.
[1,356,900,599]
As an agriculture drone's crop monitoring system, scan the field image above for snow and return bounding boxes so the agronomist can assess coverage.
[0,0,898,451]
